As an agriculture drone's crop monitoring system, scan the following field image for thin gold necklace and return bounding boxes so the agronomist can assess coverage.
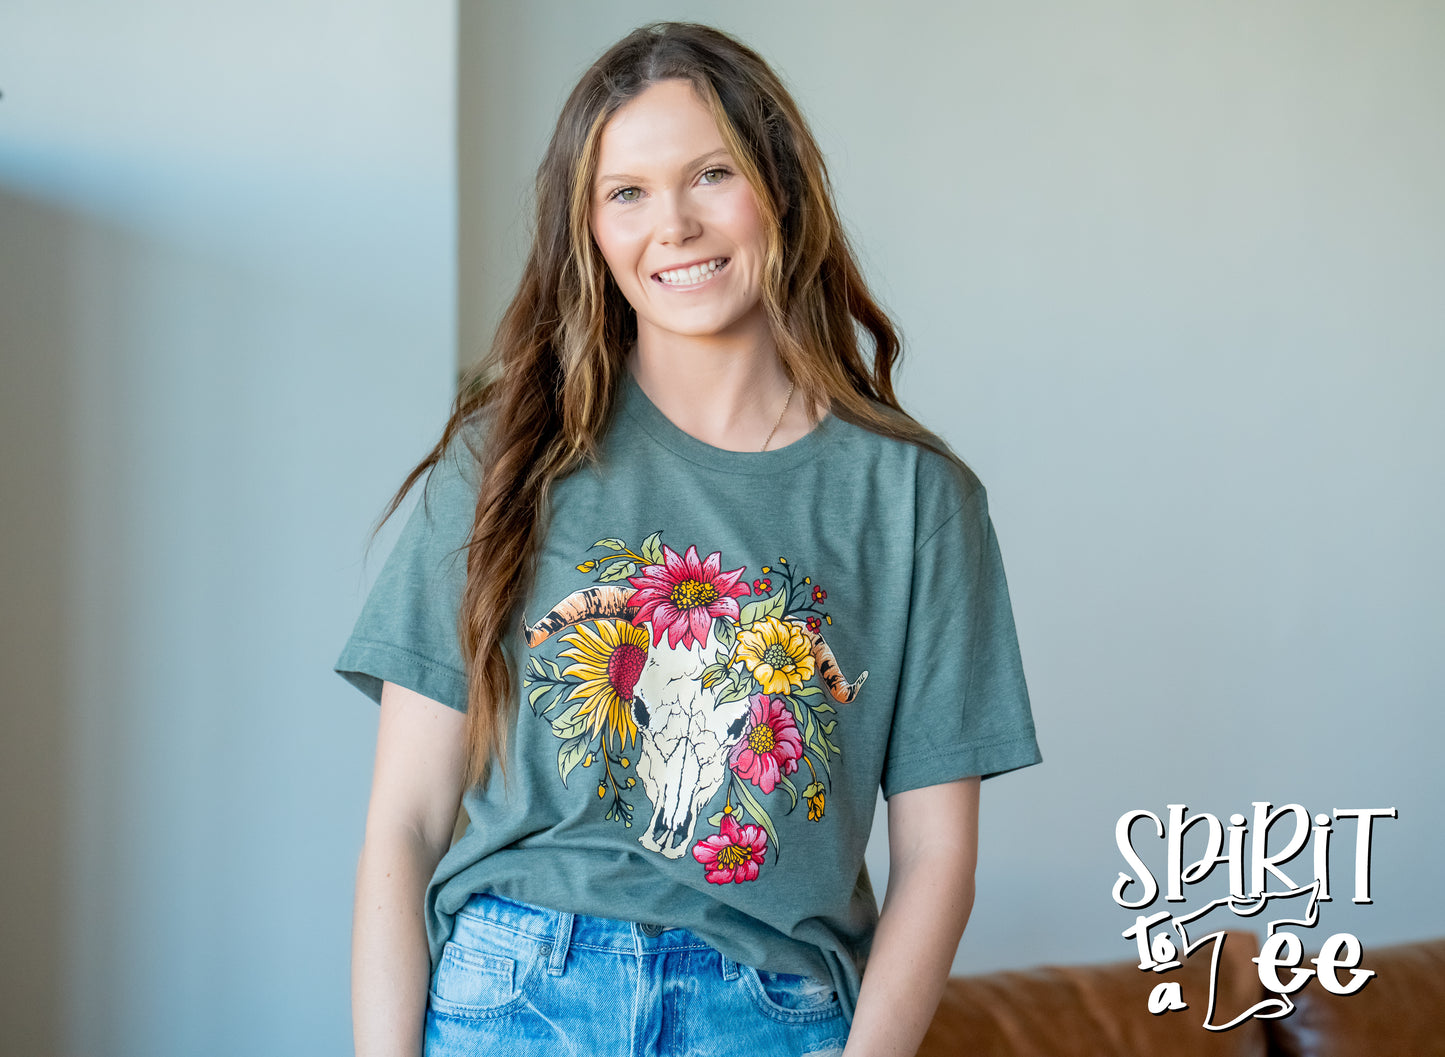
[760,381,796,452]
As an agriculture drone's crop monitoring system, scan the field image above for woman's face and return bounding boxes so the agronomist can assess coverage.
[589,78,770,349]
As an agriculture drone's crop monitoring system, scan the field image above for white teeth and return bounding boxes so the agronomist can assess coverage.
[656,258,728,285]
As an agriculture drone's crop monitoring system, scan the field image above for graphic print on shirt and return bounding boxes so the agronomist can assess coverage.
[520,532,867,884]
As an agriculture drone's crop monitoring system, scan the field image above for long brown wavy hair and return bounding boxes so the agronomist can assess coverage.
[379,22,960,787]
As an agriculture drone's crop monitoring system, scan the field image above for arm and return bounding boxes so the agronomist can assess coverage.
[352,681,468,1057]
[843,776,980,1057]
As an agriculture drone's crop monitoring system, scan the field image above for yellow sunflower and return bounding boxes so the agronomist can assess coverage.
[736,616,815,695]
[557,619,649,748]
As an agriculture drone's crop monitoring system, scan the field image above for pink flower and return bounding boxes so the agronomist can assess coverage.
[627,544,749,650]
[728,693,803,795]
[692,813,768,884]
[811,585,827,603]
[752,577,772,594]
[805,615,821,634]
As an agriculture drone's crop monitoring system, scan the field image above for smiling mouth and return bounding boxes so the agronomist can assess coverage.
[652,257,730,288]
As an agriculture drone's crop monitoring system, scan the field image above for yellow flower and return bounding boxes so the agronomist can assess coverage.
[736,616,815,695]
[805,782,826,821]
[557,619,649,747]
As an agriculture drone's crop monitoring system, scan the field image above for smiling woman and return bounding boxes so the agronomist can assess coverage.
[337,21,1039,1057]
[590,79,771,355]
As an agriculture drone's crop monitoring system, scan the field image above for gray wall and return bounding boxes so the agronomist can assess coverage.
[0,3,455,1055]
[459,1,1445,975]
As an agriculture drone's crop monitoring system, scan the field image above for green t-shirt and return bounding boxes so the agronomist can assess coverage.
[336,371,1041,1020]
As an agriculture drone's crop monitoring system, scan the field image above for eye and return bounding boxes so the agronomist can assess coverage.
[607,186,642,203]
[699,167,731,185]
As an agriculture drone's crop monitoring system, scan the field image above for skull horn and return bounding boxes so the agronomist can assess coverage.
[521,585,638,648]
[804,626,869,703]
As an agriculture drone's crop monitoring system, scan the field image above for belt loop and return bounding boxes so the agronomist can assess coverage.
[548,911,575,976]
[720,955,740,981]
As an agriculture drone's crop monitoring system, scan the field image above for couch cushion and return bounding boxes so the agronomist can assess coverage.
[1268,934,1445,1057]
[916,931,1266,1057]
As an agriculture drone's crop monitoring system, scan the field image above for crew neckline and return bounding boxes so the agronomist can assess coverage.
[617,369,833,474]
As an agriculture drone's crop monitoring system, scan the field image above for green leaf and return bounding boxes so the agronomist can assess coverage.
[640,530,664,566]
[556,734,590,785]
[712,618,737,652]
[733,780,780,862]
[597,558,637,583]
[527,682,555,712]
[593,538,626,551]
[551,700,590,739]
[777,772,799,810]
[802,713,831,781]
[543,658,564,682]
[700,662,727,689]
[810,746,832,783]
[707,810,726,826]
[717,675,752,705]
[790,685,823,699]
[738,588,787,628]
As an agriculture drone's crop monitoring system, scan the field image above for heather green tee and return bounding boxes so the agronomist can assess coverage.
[336,371,1041,1020]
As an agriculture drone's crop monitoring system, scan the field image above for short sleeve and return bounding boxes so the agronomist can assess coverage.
[881,477,1041,797]
[333,442,477,712]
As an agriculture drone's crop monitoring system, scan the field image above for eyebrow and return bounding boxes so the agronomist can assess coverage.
[595,149,731,187]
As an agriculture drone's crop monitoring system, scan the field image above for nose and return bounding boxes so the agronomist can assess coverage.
[656,191,702,245]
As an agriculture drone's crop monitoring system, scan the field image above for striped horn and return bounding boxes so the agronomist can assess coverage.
[804,626,869,703]
[521,585,639,648]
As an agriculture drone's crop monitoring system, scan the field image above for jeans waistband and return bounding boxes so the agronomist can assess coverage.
[454,891,741,980]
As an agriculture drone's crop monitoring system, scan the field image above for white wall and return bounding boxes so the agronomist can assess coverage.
[0,4,455,1054]
[458,0,1445,975]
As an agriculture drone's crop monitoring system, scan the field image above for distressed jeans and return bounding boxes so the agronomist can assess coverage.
[424,892,849,1057]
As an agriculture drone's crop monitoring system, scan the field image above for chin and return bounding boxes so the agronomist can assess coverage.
[639,305,764,343]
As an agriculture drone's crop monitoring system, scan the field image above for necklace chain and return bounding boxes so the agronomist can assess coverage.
[760,381,795,452]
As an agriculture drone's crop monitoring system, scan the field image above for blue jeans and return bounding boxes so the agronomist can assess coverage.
[424,893,849,1057]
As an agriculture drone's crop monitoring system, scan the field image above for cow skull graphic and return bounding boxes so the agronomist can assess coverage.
[628,635,750,857]
[523,582,866,858]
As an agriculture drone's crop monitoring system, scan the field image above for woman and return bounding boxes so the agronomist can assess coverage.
[338,21,1040,1057]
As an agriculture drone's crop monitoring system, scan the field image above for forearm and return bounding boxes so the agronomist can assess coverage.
[844,847,974,1057]
[844,778,980,1057]
[352,828,445,1057]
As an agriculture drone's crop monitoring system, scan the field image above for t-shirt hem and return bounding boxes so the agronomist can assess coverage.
[881,732,1042,798]
[334,638,468,713]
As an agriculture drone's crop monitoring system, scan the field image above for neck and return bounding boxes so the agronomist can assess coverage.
[628,324,811,452]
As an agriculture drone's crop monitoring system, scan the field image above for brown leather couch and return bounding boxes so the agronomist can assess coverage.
[917,933,1445,1057]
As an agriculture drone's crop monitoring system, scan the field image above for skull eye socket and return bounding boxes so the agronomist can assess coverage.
[632,692,651,729]
[725,713,747,741]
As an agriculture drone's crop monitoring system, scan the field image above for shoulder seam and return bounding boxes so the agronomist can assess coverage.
[914,480,985,554]
[914,504,966,554]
